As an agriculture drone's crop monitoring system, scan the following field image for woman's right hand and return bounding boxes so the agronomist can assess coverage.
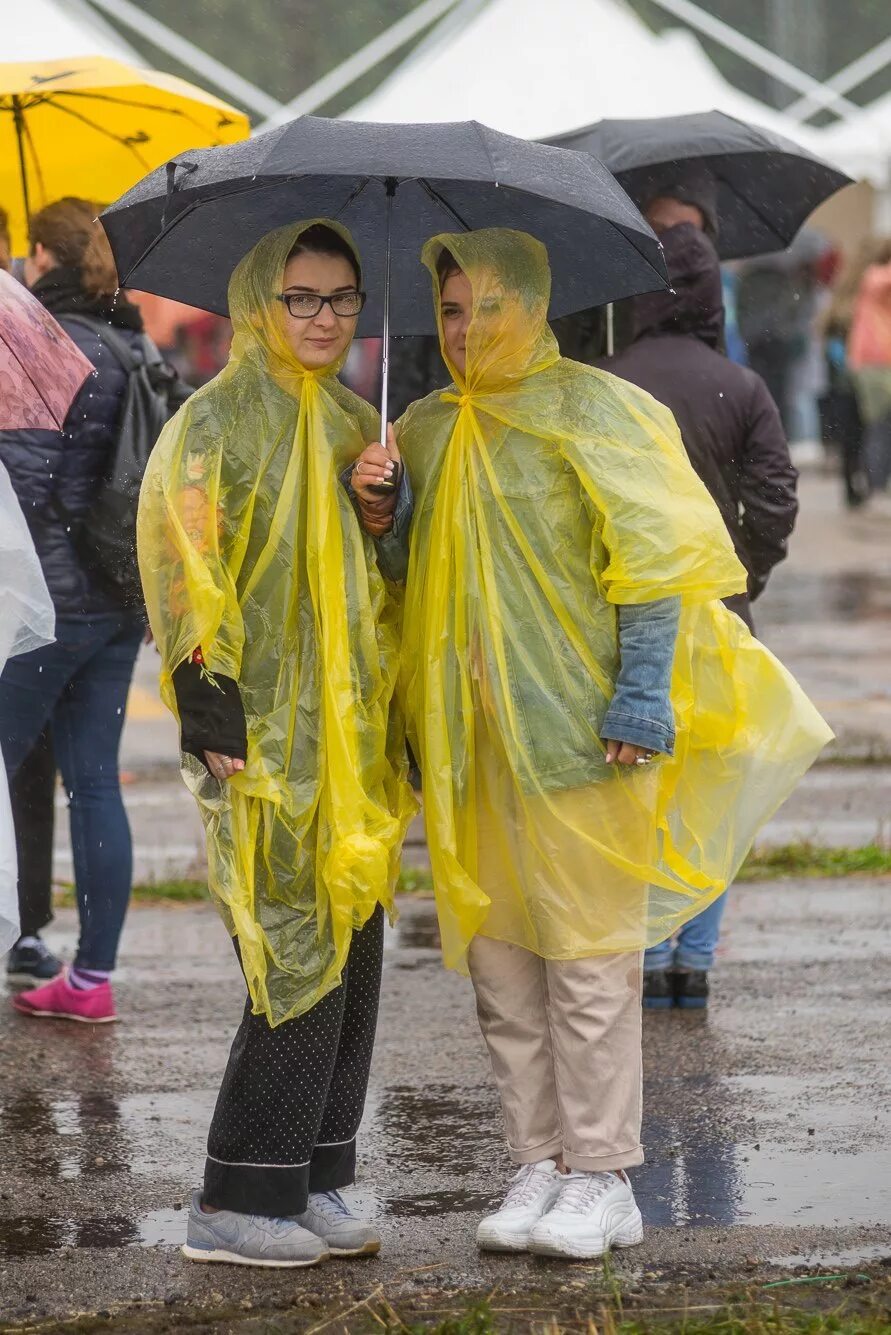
[351,424,401,511]
[204,751,245,781]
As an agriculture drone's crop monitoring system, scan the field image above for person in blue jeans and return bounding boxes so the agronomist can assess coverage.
[0,198,153,1021]
[642,893,727,1010]
[0,617,143,1017]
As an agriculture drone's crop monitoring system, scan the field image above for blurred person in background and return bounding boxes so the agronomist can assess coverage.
[736,234,821,439]
[0,204,61,985]
[816,241,884,508]
[598,220,797,1010]
[847,238,891,503]
[0,198,152,1022]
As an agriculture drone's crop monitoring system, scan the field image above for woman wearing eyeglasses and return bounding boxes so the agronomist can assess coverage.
[138,220,414,1268]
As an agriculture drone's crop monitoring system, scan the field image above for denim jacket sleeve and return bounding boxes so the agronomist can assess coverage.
[339,464,414,583]
[600,596,681,755]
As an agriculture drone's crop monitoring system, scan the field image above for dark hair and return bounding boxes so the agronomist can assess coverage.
[286,224,360,285]
[436,246,462,288]
[29,196,118,299]
[0,205,9,247]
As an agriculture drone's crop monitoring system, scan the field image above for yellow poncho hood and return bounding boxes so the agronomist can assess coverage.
[398,227,832,970]
[138,219,414,1024]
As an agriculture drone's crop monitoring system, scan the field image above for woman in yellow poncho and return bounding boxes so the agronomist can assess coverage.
[353,228,830,1262]
[137,220,413,1267]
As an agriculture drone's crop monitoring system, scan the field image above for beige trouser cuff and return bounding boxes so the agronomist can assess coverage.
[469,936,643,1169]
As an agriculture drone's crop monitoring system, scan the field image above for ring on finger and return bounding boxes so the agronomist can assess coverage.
[635,753,655,766]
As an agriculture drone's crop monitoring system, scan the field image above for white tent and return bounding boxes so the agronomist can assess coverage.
[819,94,891,190]
[347,0,828,154]
[4,0,144,64]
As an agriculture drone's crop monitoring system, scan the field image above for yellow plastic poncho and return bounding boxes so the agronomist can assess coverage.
[138,219,414,1025]
[398,228,832,972]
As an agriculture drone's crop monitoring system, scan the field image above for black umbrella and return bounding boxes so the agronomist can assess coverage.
[545,110,852,261]
[101,115,668,427]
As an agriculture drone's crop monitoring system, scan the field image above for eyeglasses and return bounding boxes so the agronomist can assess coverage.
[277,290,367,319]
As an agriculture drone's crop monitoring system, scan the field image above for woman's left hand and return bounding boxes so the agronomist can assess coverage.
[604,739,657,767]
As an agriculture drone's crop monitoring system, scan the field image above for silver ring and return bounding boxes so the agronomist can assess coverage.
[635,754,654,766]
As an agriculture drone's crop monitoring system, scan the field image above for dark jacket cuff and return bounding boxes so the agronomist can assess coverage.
[172,660,247,767]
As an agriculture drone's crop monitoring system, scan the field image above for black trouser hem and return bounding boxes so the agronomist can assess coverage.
[203,1136,357,1217]
[203,1158,311,1218]
[308,1138,356,1193]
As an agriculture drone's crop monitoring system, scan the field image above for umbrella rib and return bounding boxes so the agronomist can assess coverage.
[36,99,152,169]
[112,177,308,285]
[418,181,472,231]
[710,165,787,248]
[51,89,233,125]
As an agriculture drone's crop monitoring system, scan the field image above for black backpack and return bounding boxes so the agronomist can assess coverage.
[57,317,191,609]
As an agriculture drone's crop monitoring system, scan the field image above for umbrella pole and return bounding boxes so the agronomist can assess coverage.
[365,177,398,495]
[606,302,615,357]
[379,178,396,437]
[12,97,32,230]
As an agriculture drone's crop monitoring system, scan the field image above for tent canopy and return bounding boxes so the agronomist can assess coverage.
[347,0,832,159]
[4,0,144,64]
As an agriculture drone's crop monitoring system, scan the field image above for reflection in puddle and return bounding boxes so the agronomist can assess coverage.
[639,1074,891,1230]
[1,1091,130,1181]
[373,1085,500,1172]
[0,1209,183,1259]
[762,571,891,626]
[385,1190,497,1218]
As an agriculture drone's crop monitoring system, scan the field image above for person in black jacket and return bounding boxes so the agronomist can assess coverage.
[599,222,798,632]
[0,198,146,1022]
[598,220,798,1011]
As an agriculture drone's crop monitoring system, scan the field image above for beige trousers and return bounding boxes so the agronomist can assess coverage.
[468,936,643,1172]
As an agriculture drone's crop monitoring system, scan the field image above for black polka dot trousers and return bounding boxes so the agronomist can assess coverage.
[203,905,384,1218]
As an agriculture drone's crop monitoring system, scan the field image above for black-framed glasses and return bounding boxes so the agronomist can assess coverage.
[277,290,367,319]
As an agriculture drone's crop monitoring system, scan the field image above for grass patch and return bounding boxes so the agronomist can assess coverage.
[53,866,436,907]
[738,842,891,882]
[51,845,888,909]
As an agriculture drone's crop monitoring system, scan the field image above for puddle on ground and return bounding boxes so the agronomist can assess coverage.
[761,571,891,626]
[770,1243,891,1270]
[391,905,441,953]
[0,1209,183,1259]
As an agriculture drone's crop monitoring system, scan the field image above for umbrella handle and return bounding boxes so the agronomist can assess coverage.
[606,302,615,358]
[369,178,398,495]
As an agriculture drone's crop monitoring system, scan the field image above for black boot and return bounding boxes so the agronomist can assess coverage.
[642,968,674,1010]
[674,968,709,1010]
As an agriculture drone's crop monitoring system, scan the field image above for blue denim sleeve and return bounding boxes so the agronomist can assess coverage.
[339,464,414,584]
[600,596,681,755]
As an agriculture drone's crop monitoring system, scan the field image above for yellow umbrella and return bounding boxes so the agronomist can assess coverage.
[0,55,250,252]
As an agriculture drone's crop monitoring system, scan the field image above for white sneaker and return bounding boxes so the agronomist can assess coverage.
[476,1159,563,1252]
[529,1169,643,1260]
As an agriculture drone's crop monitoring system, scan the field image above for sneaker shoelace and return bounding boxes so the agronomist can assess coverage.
[501,1163,555,1211]
[311,1190,353,1222]
[555,1171,619,1215]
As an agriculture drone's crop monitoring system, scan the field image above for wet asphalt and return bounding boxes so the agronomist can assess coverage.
[1,469,889,1328]
[1,882,889,1328]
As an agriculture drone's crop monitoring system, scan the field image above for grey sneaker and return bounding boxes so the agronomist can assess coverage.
[297,1190,381,1257]
[182,1191,329,1267]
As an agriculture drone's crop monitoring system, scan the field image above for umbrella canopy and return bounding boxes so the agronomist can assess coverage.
[0,55,250,253]
[546,110,853,260]
[0,267,93,430]
[100,115,668,337]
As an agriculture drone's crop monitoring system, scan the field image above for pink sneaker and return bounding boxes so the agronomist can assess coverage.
[12,970,117,1023]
